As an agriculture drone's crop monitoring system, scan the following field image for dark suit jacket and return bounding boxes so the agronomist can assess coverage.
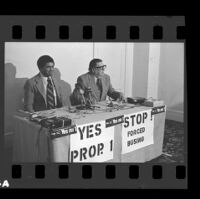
[24,73,63,112]
[70,72,121,105]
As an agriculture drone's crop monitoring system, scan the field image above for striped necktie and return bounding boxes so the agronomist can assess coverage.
[96,78,102,98]
[47,77,55,109]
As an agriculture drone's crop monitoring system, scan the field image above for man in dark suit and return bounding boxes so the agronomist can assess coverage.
[24,55,64,113]
[70,58,124,106]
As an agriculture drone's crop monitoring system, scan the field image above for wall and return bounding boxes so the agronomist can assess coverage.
[131,43,184,122]
[132,43,149,98]
[158,43,184,122]
[5,42,93,90]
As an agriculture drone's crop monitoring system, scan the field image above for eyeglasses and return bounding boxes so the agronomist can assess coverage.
[95,65,107,71]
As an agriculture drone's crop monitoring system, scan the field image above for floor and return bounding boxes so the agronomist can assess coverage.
[150,119,185,163]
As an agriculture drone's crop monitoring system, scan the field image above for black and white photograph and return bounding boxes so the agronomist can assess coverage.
[4,42,185,164]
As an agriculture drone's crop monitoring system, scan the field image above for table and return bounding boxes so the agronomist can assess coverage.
[12,101,166,162]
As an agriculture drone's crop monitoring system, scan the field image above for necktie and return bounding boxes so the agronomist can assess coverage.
[47,77,55,109]
[96,78,102,98]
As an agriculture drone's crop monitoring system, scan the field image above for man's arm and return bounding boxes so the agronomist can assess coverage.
[24,80,35,113]
[107,76,124,101]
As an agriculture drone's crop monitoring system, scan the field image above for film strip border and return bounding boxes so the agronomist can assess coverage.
[0,16,186,189]
[0,164,186,188]
[0,16,185,41]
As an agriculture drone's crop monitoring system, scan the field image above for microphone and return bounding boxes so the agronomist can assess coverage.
[79,88,86,105]
[85,87,94,106]
[81,87,93,108]
[75,83,86,105]
[76,83,94,108]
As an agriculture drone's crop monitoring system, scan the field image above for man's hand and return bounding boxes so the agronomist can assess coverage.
[85,87,92,94]
[76,83,91,95]
[117,92,125,102]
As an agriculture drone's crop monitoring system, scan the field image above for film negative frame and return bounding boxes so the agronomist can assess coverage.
[0,15,187,189]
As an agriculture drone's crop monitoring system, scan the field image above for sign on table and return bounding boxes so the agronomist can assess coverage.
[70,121,114,162]
[122,109,154,154]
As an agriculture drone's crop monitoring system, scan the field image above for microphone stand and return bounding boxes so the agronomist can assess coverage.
[77,88,93,110]
[77,87,97,110]
[85,89,94,110]
[80,89,87,109]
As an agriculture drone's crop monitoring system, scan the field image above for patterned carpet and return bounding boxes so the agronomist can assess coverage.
[151,119,185,163]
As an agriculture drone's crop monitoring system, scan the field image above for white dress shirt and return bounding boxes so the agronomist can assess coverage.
[94,76,97,84]
[40,73,57,106]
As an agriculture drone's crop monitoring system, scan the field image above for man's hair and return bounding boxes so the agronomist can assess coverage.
[37,55,55,70]
[88,58,102,72]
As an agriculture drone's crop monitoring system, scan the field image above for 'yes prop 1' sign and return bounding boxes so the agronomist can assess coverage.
[70,121,114,162]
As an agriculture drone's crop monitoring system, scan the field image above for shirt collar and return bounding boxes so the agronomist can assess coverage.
[40,72,52,80]
[89,72,102,83]
[94,76,97,83]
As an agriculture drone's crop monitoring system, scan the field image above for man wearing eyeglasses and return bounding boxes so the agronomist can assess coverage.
[70,58,125,106]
